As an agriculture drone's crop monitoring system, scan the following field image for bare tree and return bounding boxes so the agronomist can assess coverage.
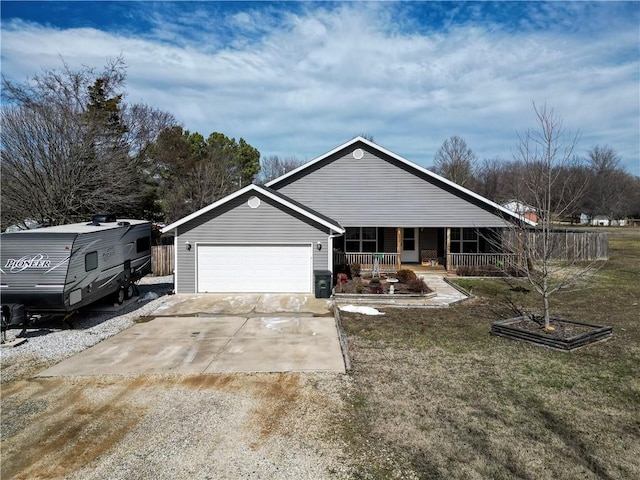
[354,132,375,142]
[584,145,631,222]
[432,135,477,187]
[500,103,600,330]
[254,155,305,185]
[1,58,175,230]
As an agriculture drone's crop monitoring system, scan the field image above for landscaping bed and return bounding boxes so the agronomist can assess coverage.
[491,316,613,350]
[334,269,433,296]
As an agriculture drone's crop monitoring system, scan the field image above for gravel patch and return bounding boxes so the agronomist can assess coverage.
[0,275,175,383]
[1,275,357,479]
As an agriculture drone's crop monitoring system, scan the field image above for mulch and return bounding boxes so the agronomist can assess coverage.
[510,317,599,339]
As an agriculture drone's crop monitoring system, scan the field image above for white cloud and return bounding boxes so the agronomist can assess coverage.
[1,3,638,175]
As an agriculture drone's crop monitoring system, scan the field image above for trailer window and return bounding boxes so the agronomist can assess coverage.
[136,236,151,253]
[85,252,98,271]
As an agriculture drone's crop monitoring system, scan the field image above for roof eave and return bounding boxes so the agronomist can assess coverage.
[161,184,345,235]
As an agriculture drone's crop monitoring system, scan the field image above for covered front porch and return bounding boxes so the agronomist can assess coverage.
[333,227,515,273]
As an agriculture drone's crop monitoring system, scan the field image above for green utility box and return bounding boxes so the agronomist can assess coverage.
[314,270,333,298]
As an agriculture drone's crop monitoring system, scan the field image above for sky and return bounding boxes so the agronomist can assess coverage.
[1,1,639,176]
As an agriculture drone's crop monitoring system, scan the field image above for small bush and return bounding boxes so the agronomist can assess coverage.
[396,269,417,283]
[355,279,364,294]
[370,284,384,294]
[407,278,428,293]
[350,263,361,278]
[370,276,381,284]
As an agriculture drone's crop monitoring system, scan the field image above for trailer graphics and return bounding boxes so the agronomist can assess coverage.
[1,217,152,327]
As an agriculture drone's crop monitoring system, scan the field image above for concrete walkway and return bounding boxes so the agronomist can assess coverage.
[418,274,469,306]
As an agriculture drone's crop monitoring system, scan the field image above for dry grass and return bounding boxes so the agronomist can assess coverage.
[339,227,640,480]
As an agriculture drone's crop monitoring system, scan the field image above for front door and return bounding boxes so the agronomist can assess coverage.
[401,228,419,263]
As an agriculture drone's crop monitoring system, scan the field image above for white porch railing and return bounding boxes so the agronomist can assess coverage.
[334,252,399,273]
[449,253,518,269]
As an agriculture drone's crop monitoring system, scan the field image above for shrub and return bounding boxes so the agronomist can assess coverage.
[370,284,384,294]
[355,279,364,294]
[396,269,417,283]
[370,276,381,284]
[350,262,361,278]
[407,278,428,293]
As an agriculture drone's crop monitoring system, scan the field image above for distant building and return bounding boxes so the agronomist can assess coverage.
[502,200,538,224]
[580,214,627,227]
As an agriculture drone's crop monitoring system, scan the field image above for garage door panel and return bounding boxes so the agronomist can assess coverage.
[197,245,312,293]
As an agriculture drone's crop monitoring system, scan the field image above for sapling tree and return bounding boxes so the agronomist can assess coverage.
[500,103,602,330]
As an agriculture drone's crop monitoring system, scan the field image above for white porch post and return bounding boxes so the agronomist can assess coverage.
[396,227,402,271]
[446,227,451,272]
[328,235,334,273]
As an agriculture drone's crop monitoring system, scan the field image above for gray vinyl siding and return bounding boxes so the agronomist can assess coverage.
[175,191,331,293]
[274,144,510,228]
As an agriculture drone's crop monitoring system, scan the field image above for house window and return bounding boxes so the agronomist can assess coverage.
[403,228,415,251]
[450,228,479,253]
[345,227,377,252]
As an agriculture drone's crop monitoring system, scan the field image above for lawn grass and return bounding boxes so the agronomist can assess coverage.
[338,227,639,479]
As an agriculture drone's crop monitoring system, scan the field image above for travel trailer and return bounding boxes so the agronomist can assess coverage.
[1,215,152,327]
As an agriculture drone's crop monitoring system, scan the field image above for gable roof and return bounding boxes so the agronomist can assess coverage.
[161,184,345,234]
[267,136,536,226]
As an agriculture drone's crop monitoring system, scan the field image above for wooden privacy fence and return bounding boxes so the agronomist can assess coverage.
[504,230,609,261]
[151,245,174,276]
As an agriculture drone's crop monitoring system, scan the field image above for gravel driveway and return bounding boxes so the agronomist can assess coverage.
[1,277,355,479]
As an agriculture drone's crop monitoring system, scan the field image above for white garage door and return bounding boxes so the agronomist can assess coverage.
[197,244,313,293]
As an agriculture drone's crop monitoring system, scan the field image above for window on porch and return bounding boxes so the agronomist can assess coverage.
[450,228,480,253]
[345,227,377,252]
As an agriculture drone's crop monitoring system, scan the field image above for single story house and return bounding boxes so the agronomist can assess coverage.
[162,137,532,294]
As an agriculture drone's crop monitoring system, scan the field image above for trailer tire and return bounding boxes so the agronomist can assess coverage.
[115,287,126,305]
[124,283,135,300]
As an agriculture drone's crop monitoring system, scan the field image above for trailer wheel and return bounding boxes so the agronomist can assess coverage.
[124,283,135,300]
[115,287,126,305]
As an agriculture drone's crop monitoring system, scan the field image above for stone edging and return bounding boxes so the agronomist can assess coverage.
[491,316,613,351]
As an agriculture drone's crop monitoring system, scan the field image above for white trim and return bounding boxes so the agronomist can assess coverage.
[266,136,536,227]
[161,184,344,234]
[173,229,179,293]
[328,235,335,273]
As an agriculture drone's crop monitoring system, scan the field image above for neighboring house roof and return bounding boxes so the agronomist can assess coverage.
[501,200,537,215]
[267,136,536,227]
[161,184,345,234]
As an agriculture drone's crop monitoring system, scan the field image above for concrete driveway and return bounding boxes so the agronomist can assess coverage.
[38,294,346,376]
